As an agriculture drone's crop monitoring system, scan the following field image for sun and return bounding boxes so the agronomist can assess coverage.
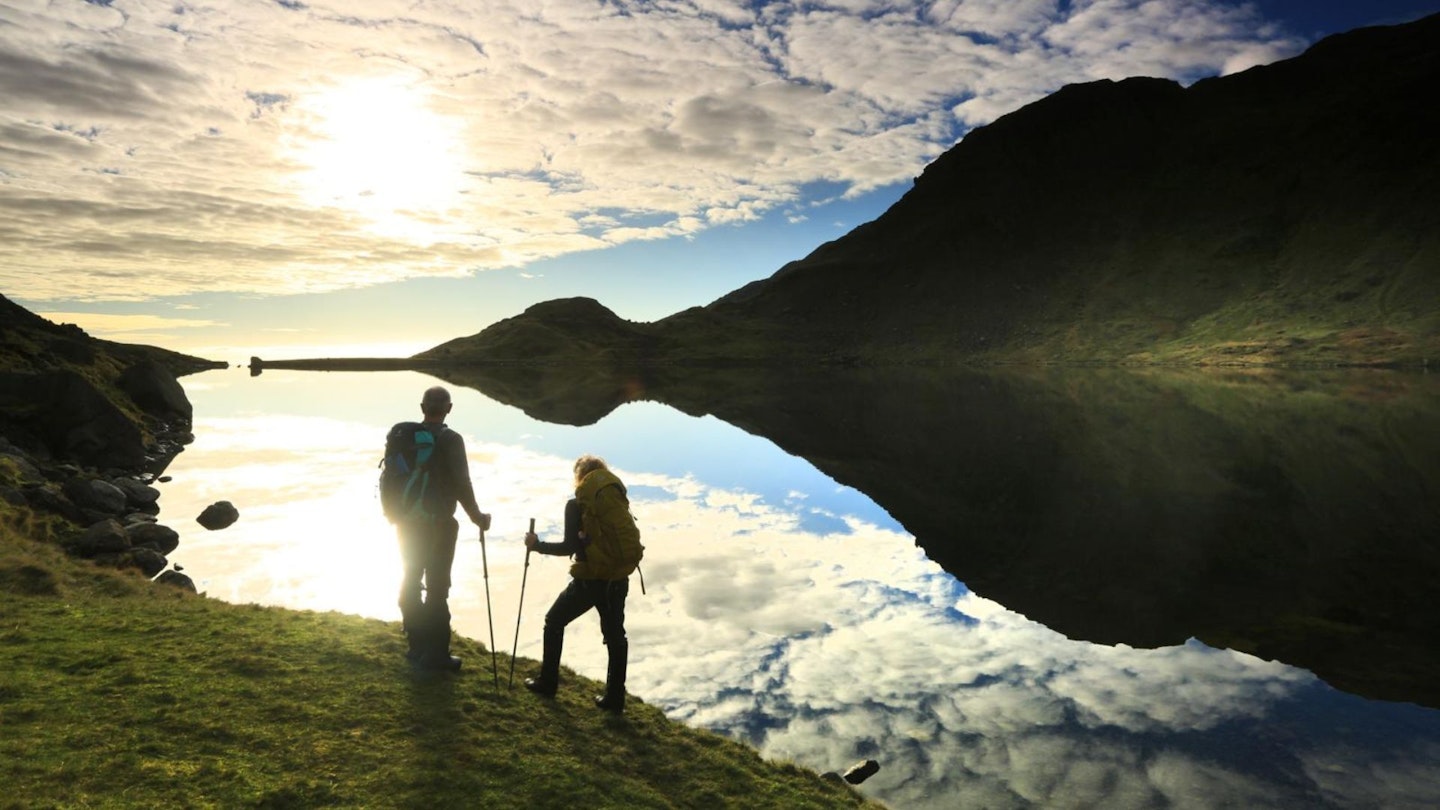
[288,76,467,232]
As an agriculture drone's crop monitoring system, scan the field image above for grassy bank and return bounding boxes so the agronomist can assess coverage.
[0,523,877,809]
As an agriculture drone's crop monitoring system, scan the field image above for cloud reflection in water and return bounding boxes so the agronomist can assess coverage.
[159,373,1440,809]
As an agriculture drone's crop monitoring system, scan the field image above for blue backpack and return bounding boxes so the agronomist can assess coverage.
[379,422,444,523]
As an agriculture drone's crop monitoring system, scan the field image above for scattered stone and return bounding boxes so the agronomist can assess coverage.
[155,569,197,592]
[158,475,172,483]
[819,772,846,785]
[122,512,158,525]
[63,478,128,515]
[842,760,880,785]
[111,477,161,509]
[0,449,41,483]
[128,522,180,555]
[70,519,130,556]
[127,547,168,578]
[196,500,239,530]
[44,463,81,482]
[20,483,79,522]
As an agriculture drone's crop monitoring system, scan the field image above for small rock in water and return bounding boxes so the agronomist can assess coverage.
[196,500,239,530]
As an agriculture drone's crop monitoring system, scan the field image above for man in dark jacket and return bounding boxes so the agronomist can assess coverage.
[396,385,490,672]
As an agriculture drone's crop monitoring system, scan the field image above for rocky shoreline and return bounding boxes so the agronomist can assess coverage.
[1,295,233,591]
[2,425,244,594]
[0,411,205,591]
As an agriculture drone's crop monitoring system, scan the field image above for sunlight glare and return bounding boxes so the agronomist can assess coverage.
[288,77,467,237]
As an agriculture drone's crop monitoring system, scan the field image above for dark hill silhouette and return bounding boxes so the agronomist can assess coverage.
[0,293,221,468]
[424,298,663,364]
[421,13,1440,367]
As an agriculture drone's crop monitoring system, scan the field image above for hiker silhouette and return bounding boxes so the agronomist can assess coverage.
[386,386,490,672]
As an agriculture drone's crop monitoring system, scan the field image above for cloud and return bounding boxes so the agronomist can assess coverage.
[34,310,222,336]
[0,0,1306,301]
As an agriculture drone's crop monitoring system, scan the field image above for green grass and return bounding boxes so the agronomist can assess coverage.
[0,524,878,810]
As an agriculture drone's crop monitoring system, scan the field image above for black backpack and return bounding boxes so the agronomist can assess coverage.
[378,422,444,523]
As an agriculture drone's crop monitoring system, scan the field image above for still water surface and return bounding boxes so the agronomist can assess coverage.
[156,369,1440,809]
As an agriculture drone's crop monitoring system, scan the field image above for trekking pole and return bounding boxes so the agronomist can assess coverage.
[508,517,533,689]
[479,523,500,691]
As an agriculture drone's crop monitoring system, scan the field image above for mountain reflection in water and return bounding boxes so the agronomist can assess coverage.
[163,368,1440,809]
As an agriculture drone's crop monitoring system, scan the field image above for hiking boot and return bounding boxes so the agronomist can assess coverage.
[524,677,557,697]
[594,693,624,713]
[414,653,462,672]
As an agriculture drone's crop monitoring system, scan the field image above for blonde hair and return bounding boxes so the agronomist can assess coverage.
[573,454,608,487]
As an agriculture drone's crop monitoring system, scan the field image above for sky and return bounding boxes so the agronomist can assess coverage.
[2,0,1436,360]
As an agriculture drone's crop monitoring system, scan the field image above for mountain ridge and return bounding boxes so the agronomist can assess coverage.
[419,12,1439,367]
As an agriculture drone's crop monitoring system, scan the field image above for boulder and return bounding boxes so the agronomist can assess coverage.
[155,569,197,592]
[196,501,239,530]
[0,448,41,483]
[46,463,82,482]
[127,547,168,578]
[111,477,161,509]
[127,522,180,555]
[63,478,128,515]
[20,483,80,522]
[69,519,130,556]
[118,360,193,420]
[842,760,880,785]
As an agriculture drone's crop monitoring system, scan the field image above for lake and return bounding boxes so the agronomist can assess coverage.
[155,365,1440,809]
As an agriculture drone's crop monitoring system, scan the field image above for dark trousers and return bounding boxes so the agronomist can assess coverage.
[397,515,459,660]
[540,578,629,698]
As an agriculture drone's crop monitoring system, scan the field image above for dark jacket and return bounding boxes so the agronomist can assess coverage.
[426,422,482,524]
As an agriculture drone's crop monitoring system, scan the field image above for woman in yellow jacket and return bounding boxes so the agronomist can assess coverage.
[524,454,643,712]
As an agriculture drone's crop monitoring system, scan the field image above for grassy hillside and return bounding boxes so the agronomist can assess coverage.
[0,520,877,809]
